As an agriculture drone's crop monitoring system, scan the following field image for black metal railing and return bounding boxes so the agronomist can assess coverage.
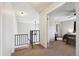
[15,34,29,46]
[30,30,40,48]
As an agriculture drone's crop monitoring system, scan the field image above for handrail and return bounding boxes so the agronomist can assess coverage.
[15,34,28,35]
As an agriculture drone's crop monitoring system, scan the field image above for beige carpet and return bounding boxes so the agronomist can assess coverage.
[12,40,76,56]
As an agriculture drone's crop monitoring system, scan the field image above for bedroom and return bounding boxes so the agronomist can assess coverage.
[47,2,76,55]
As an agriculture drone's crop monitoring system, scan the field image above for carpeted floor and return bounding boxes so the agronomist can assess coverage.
[12,40,76,56]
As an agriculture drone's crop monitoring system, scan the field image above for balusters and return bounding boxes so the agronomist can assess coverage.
[15,34,28,46]
[30,30,40,44]
[15,30,40,47]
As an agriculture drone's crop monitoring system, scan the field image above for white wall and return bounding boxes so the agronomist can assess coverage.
[39,2,66,48]
[13,2,39,24]
[17,22,31,34]
[56,22,62,37]
[61,19,76,36]
[0,15,2,55]
[13,2,40,35]
[17,22,39,39]
[0,3,17,56]
[17,22,39,34]
[48,16,56,42]
[40,13,48,48]
[0,3,2,55]
[76,3,79,56]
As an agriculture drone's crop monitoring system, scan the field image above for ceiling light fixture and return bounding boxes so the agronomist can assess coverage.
[21,11,24,14]
[17,11,27,16]
[20,11,25,16]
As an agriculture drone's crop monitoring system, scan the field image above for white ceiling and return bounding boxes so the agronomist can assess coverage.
[12,2,54,24]
[48,2,76,22]
[12,2,39,24]
[30,2,53,13]
[12,2,76,23]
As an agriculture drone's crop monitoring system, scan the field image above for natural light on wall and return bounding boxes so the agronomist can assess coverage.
[68,28,73,33]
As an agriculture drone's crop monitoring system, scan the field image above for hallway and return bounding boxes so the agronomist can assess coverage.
[12,40,76,56]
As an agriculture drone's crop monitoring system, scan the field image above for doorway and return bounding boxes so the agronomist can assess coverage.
[47,2,76,55]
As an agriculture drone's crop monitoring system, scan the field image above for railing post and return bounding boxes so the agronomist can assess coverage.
[30,30,40,48]
[30,31,33,48]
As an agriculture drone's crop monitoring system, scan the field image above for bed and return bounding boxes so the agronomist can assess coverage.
[63,33,76,46]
